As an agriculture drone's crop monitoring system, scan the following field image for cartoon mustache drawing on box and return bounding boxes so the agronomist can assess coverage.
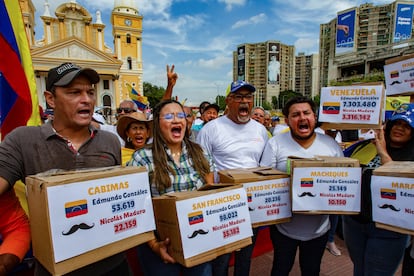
[62,222,95,236]
[297,192,316,197]
[187,229,209,239]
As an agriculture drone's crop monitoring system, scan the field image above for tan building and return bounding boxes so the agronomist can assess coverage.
[233,41,295,106]
[295,53,320,99]
[19,0,143,121]
[319,1,414,90]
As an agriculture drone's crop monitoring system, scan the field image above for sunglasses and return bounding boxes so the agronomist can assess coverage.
[162,112,186,121]
[117,107,135,114]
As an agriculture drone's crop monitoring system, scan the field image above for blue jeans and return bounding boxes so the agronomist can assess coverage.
[269,226,328,276]
[328,215,339,243]
[212,227,259,276]
[402,244,414,276]
[342,215,408,276]
[136,243,212,276]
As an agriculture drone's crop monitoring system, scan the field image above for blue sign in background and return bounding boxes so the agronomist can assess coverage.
[336,9,356,55]
[394,3,414,43]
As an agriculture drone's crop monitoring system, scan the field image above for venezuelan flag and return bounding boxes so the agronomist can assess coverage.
[0,1,40,140]
[188,210,204,225]
[380,188,396,200]
[65,199,88,218]
[322,102,340,114]
[300,178,314,187]
[126,83,149,111]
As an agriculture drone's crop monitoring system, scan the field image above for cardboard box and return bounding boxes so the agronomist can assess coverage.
[218,167,291,227]
[371,161,414,235]
[289,156,361,214]
[152,185,252,267]
[26,166,156,275]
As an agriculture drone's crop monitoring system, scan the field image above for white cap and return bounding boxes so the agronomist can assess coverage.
[93,113,106,125]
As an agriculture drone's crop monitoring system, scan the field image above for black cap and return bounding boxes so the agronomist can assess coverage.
[46,63,100,91]
[204,103,219,113]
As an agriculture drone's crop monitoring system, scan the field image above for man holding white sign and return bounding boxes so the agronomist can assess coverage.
[260,96,343,276]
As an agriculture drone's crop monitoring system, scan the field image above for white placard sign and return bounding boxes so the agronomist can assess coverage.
[371,175,414,231]
[175,187,252,259]
[47,172,155,262]
[384,57,414,96]
[243,178,291,224]
[319,85,383,125]
[291,167,361,212]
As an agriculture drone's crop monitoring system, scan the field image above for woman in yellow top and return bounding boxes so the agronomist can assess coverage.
[116,112,152,165]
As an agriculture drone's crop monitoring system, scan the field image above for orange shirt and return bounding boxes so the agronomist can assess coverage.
[0,190,31,261]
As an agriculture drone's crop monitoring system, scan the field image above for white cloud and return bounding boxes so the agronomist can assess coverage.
[195,55,232,69]
[231,13,267,29]
[218,0,247,11]
[294,38,319,54]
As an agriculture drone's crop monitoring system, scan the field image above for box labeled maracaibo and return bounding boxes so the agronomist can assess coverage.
[218,167,291,227]
[289,156,361,214]
[26,166,156,275]
[152,185,252,267]
[371,161,414,235]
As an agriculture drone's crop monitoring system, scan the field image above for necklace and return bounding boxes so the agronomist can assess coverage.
[171,151,181,158]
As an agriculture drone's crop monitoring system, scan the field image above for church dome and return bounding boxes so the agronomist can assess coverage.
[114,0,138,14]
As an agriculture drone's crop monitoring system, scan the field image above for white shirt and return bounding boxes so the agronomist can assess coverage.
[197,116,269,172]
[101,124,125,147]
[272,124,289,135]
[260,131,343,241]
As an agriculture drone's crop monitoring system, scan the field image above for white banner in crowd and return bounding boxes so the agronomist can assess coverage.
[319,85,384,125]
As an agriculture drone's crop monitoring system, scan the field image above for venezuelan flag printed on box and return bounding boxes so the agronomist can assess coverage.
[188,211,204,225]
[65,199,88,218]
[300,178,314,188]
[0,0,40,140]
[380,188,397,200]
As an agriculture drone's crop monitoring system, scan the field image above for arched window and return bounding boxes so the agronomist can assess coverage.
[126,34,131,44]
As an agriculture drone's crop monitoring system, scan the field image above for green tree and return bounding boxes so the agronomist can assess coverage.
[215,95,226,110]
[313,94,320,107]
[278,90,301,109]
[271,96,278,110]
[262,100,273,110]
[143,82,166,108]
[329,73,384,86]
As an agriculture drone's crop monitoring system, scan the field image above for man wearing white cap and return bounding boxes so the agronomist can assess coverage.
[197,80,268,276]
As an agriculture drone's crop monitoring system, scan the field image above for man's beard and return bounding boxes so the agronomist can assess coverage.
[237,115,250,123]
[291,130,315,141]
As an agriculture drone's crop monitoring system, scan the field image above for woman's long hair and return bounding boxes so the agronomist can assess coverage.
[151,99,211,193]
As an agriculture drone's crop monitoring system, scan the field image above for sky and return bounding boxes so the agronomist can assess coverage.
[31,0,393,106]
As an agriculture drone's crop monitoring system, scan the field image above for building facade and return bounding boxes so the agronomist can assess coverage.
[319,1,414,91]
[19,0,143,120]
[233,41,295,105]
[295,53,320,99]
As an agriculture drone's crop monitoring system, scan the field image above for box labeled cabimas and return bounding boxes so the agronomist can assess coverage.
[218,167,291,227]
[152,185,252,267]
[26,166,155,275]
[289,156,361,214]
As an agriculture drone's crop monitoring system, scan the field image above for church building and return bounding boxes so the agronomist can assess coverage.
[19,0,143,121]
